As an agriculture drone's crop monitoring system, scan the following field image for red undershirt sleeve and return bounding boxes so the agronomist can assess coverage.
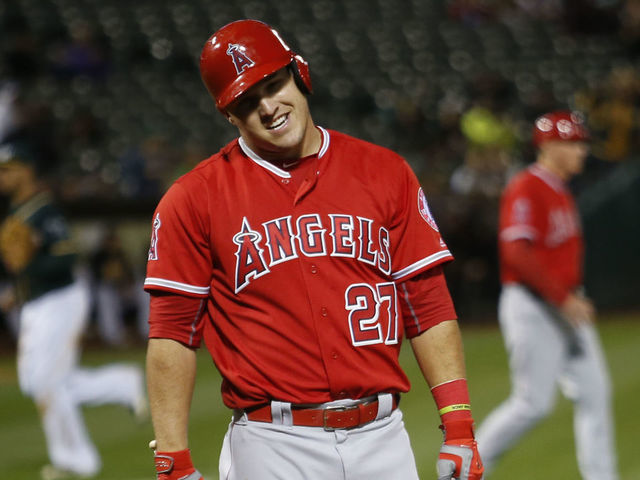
[502,238,569,305]
[147,291,206,348]
[399,265,457,338]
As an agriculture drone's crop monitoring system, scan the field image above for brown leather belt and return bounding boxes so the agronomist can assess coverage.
[245,395,399,431]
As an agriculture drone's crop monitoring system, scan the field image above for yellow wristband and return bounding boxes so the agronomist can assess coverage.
[438,403,471,416]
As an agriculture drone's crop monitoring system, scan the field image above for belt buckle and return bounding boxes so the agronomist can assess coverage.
[322,405,352,431]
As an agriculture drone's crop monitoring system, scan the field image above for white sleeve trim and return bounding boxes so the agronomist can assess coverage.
[144,277,210,295]
[500,225,538,242]
[391,250,452,281]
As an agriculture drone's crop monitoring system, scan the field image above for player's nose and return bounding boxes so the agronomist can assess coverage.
[258,96,279,118]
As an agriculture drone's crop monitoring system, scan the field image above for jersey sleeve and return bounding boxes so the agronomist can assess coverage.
[389,161,453,282]
[399,265,457,338]
[144,181,212,297]
[148,291,206,347]
[499,178,543,243]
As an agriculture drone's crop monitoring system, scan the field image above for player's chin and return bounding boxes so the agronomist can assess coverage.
[266,129,302,151]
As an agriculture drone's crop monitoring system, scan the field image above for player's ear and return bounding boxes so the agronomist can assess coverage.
[226,112,236,126]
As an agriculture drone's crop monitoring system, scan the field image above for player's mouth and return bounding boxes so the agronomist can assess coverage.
[266,113,289,131]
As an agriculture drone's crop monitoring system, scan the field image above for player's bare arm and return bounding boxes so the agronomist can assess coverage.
[411,320,483,480]
[146,338,197,451]
[410,319,466,386]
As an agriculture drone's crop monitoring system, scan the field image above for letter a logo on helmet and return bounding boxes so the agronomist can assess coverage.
[226,43,255,75]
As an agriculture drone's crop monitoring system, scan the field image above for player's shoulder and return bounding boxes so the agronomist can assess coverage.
[504,164,542,193]
[327,129,405,164]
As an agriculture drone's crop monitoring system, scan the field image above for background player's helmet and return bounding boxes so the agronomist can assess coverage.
[0,139,39,170]
[532,110,590,147]
[200,19,312,111]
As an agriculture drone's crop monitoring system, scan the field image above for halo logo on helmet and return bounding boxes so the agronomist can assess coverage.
[226,44,255,75]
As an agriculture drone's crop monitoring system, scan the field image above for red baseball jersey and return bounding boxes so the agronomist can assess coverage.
[499,164,583,292]
[144,127,453,408]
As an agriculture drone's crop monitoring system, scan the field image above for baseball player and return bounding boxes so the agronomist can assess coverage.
[475,111,618,479]
[144,19,483,480]
[0,139,148,480]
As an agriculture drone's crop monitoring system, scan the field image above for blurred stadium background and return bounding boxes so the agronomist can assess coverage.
[0,0,639,478]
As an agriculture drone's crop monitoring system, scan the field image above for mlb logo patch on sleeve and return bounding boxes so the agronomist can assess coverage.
[148,213,161,261]
[418,188,439,232]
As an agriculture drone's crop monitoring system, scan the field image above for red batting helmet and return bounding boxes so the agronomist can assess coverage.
[532,110,590,147]
[200,19,312,111]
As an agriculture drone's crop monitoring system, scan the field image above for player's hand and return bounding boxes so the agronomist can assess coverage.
[149,440,204,480]
[560,292,595,327]
[437,418,484,480]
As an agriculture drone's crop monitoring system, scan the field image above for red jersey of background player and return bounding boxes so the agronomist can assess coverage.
[499,163,583,298]
[144,127,455,409]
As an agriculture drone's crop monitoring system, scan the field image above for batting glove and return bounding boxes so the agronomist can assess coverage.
[437,418,484,480]
[150,440,204,480]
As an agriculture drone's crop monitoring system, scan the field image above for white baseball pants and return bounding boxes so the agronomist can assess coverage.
[219,395,419,480]
[17,280,145,476]
[475,284,618,480]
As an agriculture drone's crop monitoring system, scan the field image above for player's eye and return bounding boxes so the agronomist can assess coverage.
[265,77,286,95]
[232,95,260,117]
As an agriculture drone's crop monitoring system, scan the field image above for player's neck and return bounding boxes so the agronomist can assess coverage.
[536,158,569,182]
[300,124,322,158]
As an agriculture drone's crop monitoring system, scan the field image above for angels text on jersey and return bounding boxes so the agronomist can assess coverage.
[509,197,580,247]
[149,211,394,294]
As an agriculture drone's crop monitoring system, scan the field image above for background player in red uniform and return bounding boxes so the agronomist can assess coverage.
[144,19,483,480]
[475,111,618,479]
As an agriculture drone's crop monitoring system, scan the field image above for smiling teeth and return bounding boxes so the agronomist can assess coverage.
[269,115,287,130]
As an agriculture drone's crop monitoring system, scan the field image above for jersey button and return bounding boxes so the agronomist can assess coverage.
[321,307,328,317]
[281,178,290,184]
[331,352,339,359]
[310,264,318,273]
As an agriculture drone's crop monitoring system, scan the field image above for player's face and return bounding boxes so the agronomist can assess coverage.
[225,68,319,161]
[542,140,589,180]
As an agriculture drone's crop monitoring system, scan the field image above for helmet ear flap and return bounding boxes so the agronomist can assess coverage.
[292,55,313,94]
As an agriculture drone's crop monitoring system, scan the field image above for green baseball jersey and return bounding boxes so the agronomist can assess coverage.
[9,191,76,302]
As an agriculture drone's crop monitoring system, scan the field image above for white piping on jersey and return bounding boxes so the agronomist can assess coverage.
[529,164,566,193]
[399,282,421,334]
[144,277,210,295]
[317,126,330,157]
[188,298,206,346]
[391,249,452,281]
[237,126,330,178]
[500,225,538,242]
[13,191,52,221]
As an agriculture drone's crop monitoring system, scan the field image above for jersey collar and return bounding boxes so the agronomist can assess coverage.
[529,163,566,193]
[238,126,330,178]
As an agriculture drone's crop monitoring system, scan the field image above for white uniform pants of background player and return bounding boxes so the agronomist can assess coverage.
[476,284,618,480]
[219,394,419,480]
[17,280,145,476]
